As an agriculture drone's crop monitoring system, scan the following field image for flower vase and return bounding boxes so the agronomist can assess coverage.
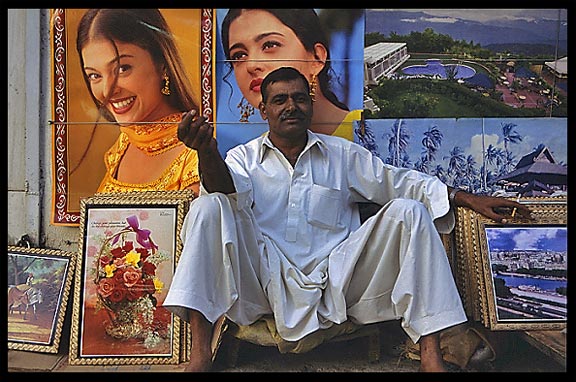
[94,215,165,344]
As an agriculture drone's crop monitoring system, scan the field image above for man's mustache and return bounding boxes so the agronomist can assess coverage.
[279,110,306,120]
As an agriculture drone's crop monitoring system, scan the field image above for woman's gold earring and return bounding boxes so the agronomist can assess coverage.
[309,74,317,102]
[237,97,254,122]
[161,74,171,96]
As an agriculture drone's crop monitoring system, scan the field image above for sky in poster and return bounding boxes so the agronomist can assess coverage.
[486,227,567,252]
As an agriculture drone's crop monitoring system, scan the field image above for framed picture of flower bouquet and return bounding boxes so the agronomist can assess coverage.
[8,246,76,353]
[454,197,567,331]
[69,190,194,365]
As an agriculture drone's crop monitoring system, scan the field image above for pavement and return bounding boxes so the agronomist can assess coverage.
[6,321,567,374]
[495,70,561,110]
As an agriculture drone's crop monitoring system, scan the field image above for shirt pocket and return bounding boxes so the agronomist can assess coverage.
[307,184,341,230]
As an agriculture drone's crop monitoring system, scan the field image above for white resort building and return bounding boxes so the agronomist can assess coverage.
[364,42,410,87]
[544,56,568,80]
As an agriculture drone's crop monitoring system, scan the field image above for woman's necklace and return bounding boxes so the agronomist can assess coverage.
[119,113,183,156]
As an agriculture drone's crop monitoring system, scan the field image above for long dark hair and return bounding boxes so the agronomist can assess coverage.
[221,9,348,111]
[76,9,198,121]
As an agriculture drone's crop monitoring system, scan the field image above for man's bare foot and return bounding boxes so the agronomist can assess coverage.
[419,360,447,372]
[184,352,213,372]
[418,333,447,372]
[185,310,215,372]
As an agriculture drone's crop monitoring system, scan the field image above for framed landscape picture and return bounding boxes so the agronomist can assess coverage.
[8,246,76,353]
[68,191,193,365]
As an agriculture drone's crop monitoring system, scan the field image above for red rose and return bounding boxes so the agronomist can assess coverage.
[108,287,127,303]
[123,266,142,288]
[110,246,125,259]
[113,267,126,282]
[97,278,116,298]
[122,241,134,253]
[141,261,156,276]
[99,254,112,268]
[110,241,135,259]
[113,257,125,268]
[135,247,150,261]
[126,281,145,301]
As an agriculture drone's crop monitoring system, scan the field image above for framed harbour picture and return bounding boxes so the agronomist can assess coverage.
[454,197,567,330]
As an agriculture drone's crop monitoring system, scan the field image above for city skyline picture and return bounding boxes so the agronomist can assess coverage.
[484,225,567,323]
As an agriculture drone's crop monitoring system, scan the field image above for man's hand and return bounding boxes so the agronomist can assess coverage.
[178,110,217,155]
[454,191,533,224]
[177,109,235,194]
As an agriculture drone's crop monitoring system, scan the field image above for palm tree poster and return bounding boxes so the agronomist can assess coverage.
[355,117,567,197]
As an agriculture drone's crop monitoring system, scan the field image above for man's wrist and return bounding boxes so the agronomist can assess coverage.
[449,188,461,206]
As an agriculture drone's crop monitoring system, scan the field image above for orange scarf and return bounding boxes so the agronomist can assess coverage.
[119,113,182,156]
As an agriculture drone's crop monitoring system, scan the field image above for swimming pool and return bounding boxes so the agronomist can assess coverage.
[402,59,476,79]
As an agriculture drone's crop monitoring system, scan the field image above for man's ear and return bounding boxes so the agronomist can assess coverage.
[258,102,267,120]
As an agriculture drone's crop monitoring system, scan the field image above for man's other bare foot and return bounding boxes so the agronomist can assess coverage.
[184,352,213,372]
[419,360,447,372]
[418,333,448,372]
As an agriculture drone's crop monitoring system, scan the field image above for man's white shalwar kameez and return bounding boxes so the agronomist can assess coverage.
[163,131,467,344]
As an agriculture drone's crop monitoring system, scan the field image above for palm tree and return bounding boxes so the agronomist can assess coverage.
[400,153,412,169]
[485,143,506,180]
[386,119,410,167]
[444,146,466,186]
[485,144,505,168]
[501,122,522,158]
[502,150,517,174]
[421,124,443,164]
[354,120,380,158]
[463,154,480,192]
[413,158,429,173]
[432,164,447,184]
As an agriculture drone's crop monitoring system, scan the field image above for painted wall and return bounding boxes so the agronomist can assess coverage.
[8,9,79,251]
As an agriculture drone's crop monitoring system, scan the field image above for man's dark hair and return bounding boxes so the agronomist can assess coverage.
[261,67,310,103]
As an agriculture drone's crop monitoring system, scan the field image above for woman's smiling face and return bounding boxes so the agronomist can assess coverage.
[227,9,317,108]
[81,39,174,124]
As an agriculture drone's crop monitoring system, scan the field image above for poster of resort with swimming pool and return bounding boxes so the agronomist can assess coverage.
[363,9,567,118]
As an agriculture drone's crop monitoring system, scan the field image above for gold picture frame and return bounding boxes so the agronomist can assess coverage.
[8,246,76,354]
[455,197,567,330]
[69,190,194,366]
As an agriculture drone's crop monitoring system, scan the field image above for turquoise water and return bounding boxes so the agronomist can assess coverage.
[402,59,476,79]
[498,275,566,292]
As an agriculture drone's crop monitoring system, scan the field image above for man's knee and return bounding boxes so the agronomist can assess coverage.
[189,193,230,219]
[383,199,432,224]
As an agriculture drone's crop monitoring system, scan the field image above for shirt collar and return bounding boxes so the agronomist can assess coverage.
[259,130,328,163]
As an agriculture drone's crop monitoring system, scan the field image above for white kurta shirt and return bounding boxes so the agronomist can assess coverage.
[167,130,463,342]
[220,131,453,274]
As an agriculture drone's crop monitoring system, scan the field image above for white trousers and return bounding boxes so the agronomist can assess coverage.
[163,193,467,343]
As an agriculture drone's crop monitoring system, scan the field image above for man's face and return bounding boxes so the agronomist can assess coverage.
[259,78,313,140]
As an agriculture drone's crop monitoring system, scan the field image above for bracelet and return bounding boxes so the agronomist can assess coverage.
[449,188,461,206]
